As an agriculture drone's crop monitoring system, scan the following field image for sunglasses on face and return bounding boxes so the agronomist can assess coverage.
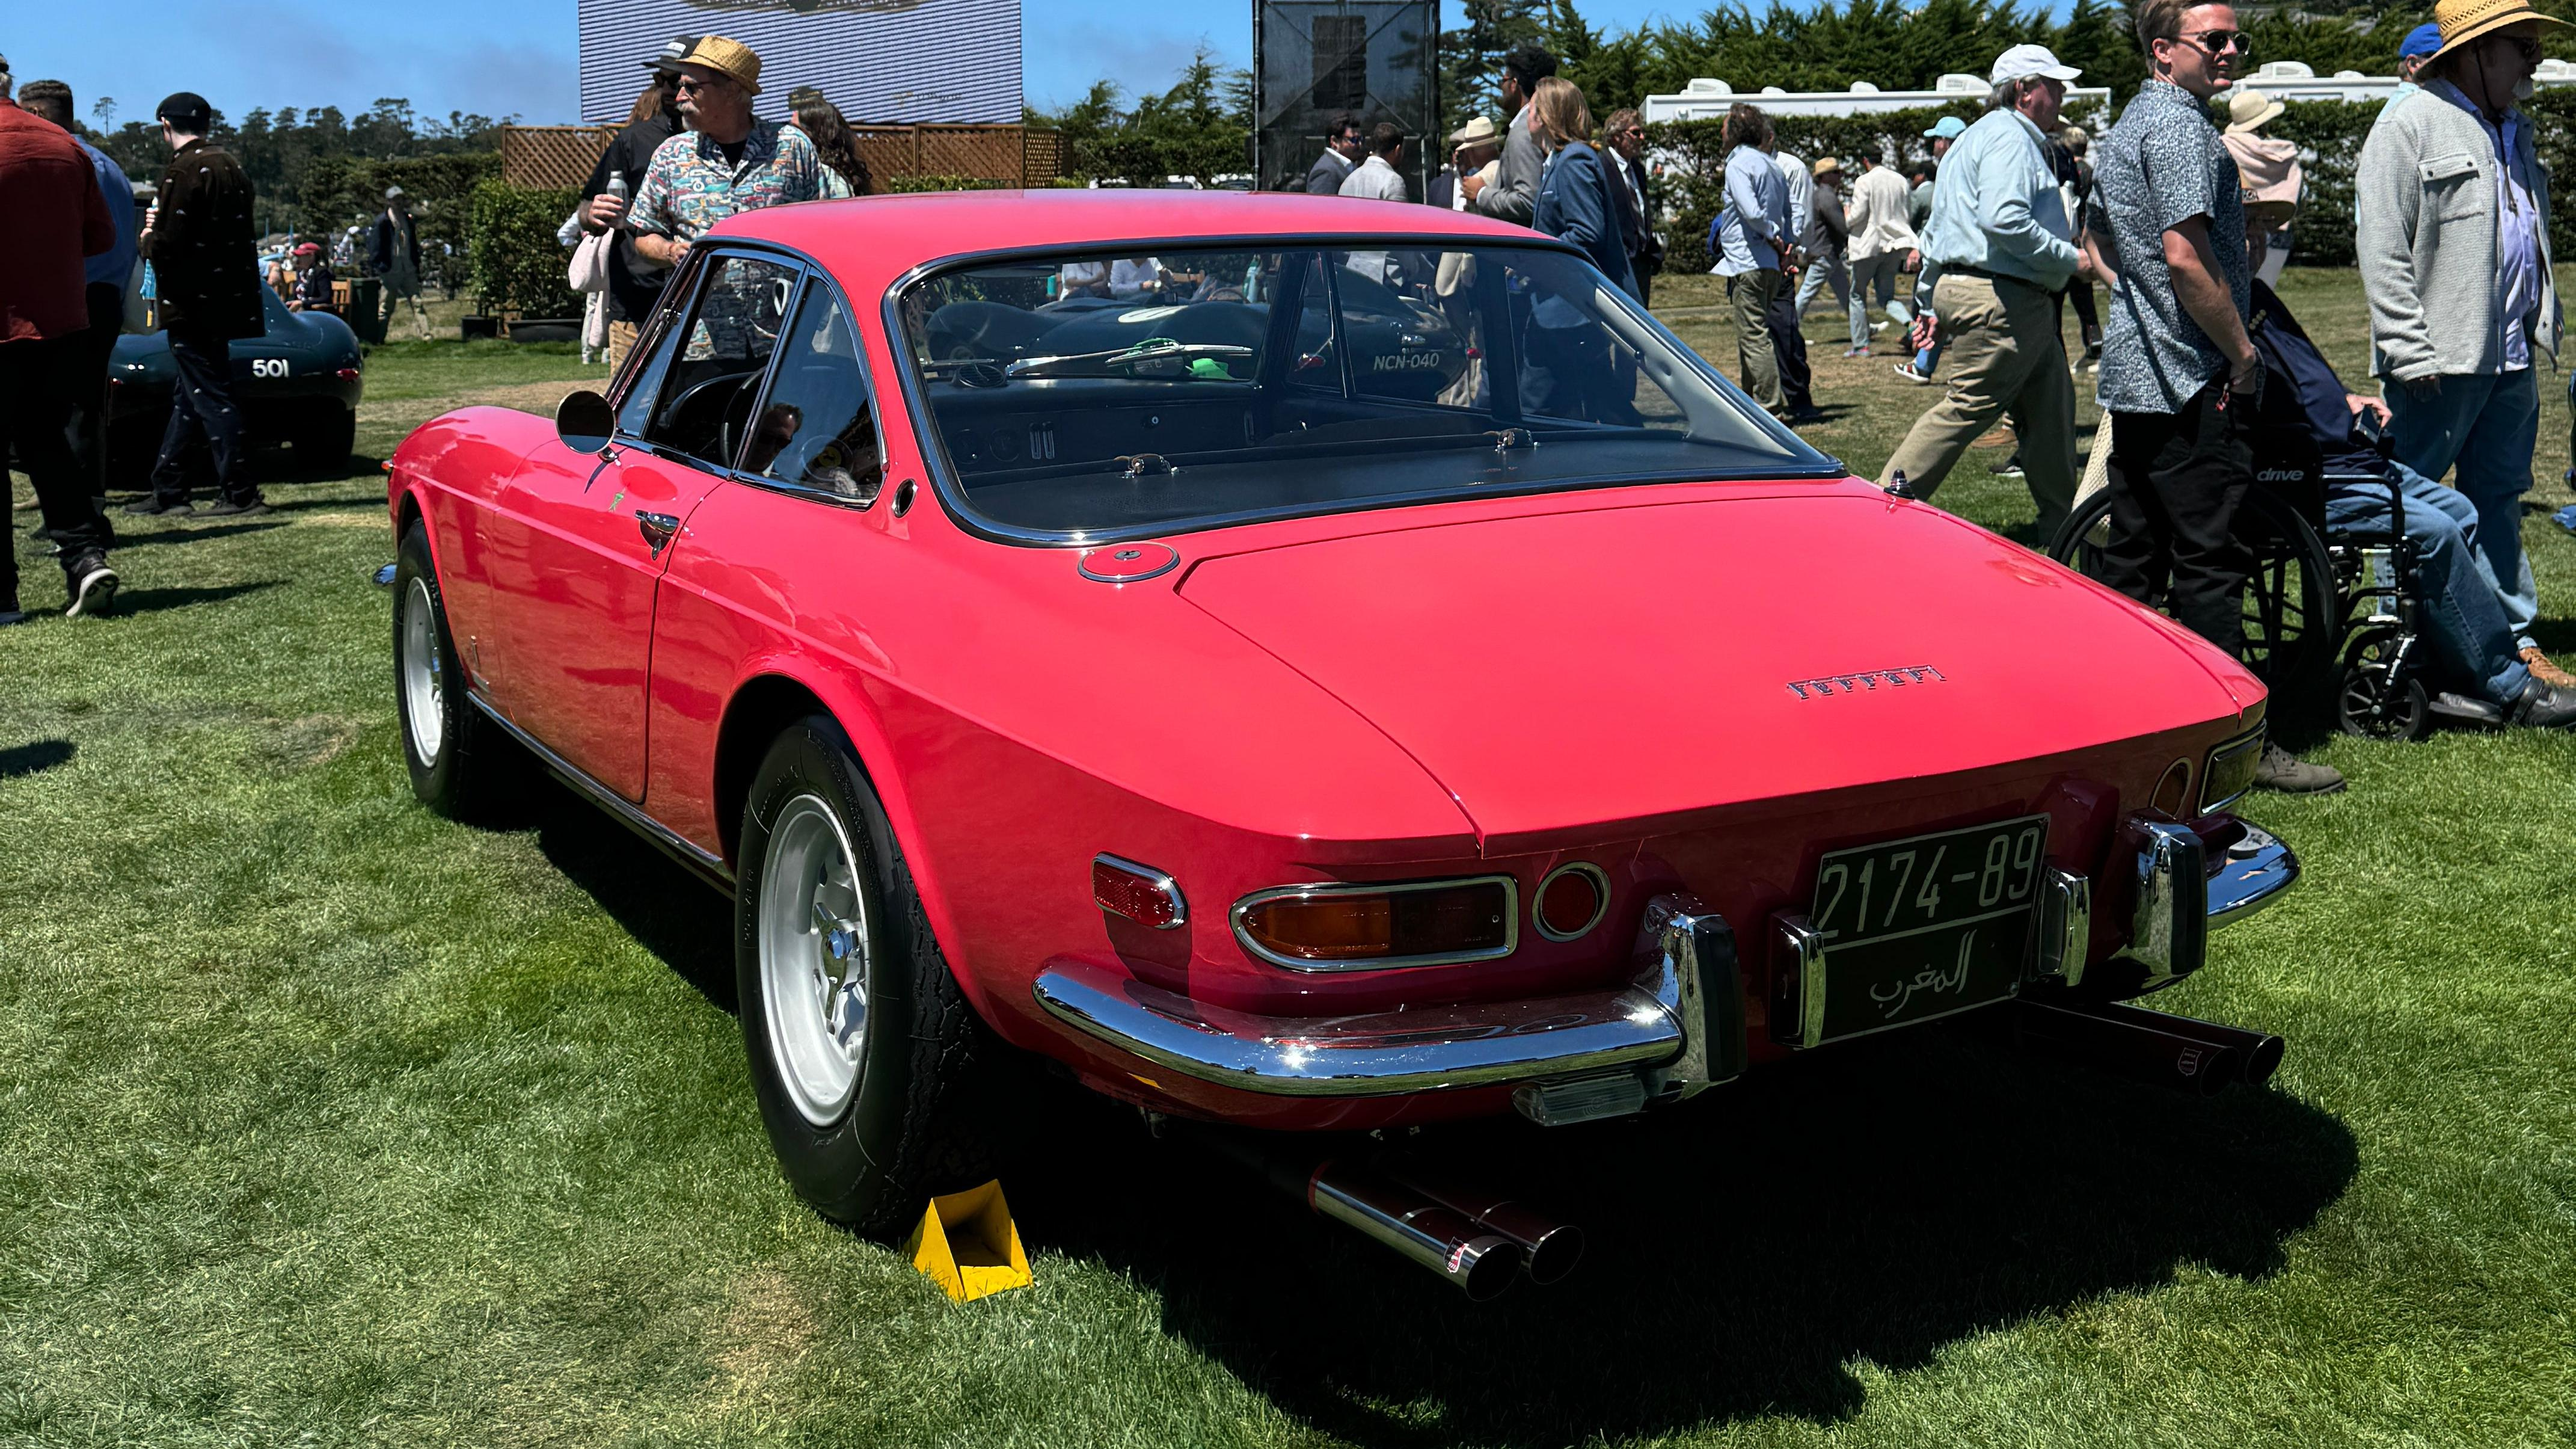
[675,76,728,94]
[2177,28,2252,56]
[2492,34,2545,61]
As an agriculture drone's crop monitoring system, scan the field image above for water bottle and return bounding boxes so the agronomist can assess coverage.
[606,170,630,228]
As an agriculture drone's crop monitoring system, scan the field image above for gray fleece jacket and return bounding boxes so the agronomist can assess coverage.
[2357,85,2562,383]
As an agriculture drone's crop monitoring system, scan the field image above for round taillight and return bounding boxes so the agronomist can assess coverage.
[1533,863,1609,941]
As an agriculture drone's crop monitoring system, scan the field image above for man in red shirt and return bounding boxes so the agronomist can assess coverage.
[0,60,119,621]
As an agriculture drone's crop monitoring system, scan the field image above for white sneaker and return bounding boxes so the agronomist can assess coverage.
[64,555,118,618]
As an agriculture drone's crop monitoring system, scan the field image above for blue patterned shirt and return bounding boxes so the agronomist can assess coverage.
[2096,79,2248,414]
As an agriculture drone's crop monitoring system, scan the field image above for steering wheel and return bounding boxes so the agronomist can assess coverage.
[657,367,761,460]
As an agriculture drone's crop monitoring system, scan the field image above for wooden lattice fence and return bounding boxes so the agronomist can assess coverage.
[498,123,1059,192]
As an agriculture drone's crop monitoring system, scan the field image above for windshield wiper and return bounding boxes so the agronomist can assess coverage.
[1005,336,1255,380]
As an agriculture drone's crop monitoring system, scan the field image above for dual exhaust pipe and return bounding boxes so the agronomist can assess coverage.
[1191,1131,1583,1301]
[2010,997,2285,1096]
[1188,997,2280,1299]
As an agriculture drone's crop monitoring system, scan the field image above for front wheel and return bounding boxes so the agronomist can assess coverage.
[393,521,522,817]
[734,715,995,1237]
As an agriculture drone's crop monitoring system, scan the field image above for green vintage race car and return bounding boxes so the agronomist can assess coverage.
[106,280,366,481]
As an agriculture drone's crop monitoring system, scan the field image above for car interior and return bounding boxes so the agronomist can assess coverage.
[898,245,1826,535]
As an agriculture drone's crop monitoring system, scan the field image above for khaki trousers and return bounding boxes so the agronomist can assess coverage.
[1725,268,1785,414]
[1876,272,2076,538]
[606,319,640,373]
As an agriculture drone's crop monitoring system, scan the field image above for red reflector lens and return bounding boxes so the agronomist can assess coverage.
[336,368,361,380]
[1535,864,1607,940]
[1093,855,1185,930]
[1237,881,1512,965]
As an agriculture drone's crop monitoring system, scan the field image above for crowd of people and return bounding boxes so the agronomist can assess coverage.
[0,32,874,623]
[10,13,2574,785]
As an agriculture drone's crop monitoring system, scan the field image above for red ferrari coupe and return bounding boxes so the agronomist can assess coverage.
[387,192,2297,1294]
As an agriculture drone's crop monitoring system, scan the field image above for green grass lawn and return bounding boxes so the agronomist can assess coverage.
[5,271,2575,1447]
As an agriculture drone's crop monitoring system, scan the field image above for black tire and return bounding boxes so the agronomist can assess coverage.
[2337,626,2432,741]
[2047,485,2340,701]
[393,521,521,817]
[734,715,995,1237]
[299,408,357,475]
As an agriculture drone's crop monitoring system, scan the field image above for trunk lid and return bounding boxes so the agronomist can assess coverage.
[1178,490,2253,849]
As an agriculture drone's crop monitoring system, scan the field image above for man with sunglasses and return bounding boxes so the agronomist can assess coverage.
[2094,2,2341,792]
[625,37,822,282]
[2359,0,2571,696]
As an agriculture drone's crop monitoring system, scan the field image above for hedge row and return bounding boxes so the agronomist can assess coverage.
[467,180,582,318]
[1648,91,2576,275]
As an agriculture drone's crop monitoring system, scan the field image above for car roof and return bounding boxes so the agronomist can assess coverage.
[707,190,1566,277]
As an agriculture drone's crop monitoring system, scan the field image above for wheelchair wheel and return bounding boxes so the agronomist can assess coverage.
[2336,626,2430,741]
[2047,487,2339,700]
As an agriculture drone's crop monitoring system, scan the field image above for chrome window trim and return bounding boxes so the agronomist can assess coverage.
[1093,852,1187,930]
[1532,861,1612,942]
[877,234,1843,549]
[604,243,813,478]
[720,268,893,510]
[1230,875,1521,973]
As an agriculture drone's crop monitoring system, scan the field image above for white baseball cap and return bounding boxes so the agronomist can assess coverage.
[1990,44,2082,86]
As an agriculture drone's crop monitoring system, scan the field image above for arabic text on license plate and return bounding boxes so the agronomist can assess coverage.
[1807,815,2048,1039]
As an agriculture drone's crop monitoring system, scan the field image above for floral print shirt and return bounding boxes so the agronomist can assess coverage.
[630,120,824,245]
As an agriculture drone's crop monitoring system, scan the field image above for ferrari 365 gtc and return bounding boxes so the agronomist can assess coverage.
[387,192,2297,1296]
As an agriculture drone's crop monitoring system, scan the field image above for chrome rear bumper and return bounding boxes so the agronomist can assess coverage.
[1032,895,1745,1098]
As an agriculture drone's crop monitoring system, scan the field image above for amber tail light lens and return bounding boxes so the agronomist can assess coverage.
[1234,878,1516,970]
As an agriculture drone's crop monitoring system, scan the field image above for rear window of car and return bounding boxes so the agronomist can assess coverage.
[894,243,1833,540]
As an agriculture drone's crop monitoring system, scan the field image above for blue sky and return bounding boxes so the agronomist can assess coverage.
[1,1,1697,128]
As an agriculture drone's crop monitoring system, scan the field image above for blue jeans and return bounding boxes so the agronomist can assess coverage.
[2387,368,2541,650]
[2324,461,2531,704]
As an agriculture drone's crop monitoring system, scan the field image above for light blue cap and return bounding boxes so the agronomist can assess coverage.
[1922,115,1968,140]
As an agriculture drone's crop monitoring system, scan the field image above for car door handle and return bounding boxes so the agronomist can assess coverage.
[636,511,680,556]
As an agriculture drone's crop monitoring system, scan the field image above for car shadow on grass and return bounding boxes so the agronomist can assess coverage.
[1005,1026,2357,1447]
[0,739,76,779]
[112,520,290,549]
[521,780,738,1012]
[107,581,283,615]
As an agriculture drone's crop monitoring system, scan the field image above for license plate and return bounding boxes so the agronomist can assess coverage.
[1782,814,2050,1044]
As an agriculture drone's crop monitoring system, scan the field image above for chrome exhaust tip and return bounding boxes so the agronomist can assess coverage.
[2011,997,2286,1096]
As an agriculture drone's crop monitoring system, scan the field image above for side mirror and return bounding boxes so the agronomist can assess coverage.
[555,389,615,455]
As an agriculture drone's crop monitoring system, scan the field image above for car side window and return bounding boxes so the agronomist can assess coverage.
[613,257,702,440]
[741,281,883,502]
[632,252,799,469]
[1286,253,1342,393]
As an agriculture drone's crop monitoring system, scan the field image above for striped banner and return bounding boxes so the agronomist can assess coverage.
[577,0,1022,126]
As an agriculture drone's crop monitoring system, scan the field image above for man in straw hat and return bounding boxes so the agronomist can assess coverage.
[2358,0,2573,694]
[1429,115,1501,213]
[626,35,823,278]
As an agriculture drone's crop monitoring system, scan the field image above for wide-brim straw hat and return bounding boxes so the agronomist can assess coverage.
[1811,156,1843,176]
[679,35,762,96]
[1448,115,1500,147]
[2225,88,2286,134]
[2430,0,2569,66]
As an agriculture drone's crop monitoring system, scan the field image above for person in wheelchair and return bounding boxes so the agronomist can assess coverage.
[2252,278,2576,727]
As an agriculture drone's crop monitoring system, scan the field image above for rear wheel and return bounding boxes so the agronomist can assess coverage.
[2049,486,2339,702]
[393,521,522,817]
[734,715,995,1237]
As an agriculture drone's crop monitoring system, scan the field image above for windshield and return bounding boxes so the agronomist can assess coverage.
[895,243,1830,539]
